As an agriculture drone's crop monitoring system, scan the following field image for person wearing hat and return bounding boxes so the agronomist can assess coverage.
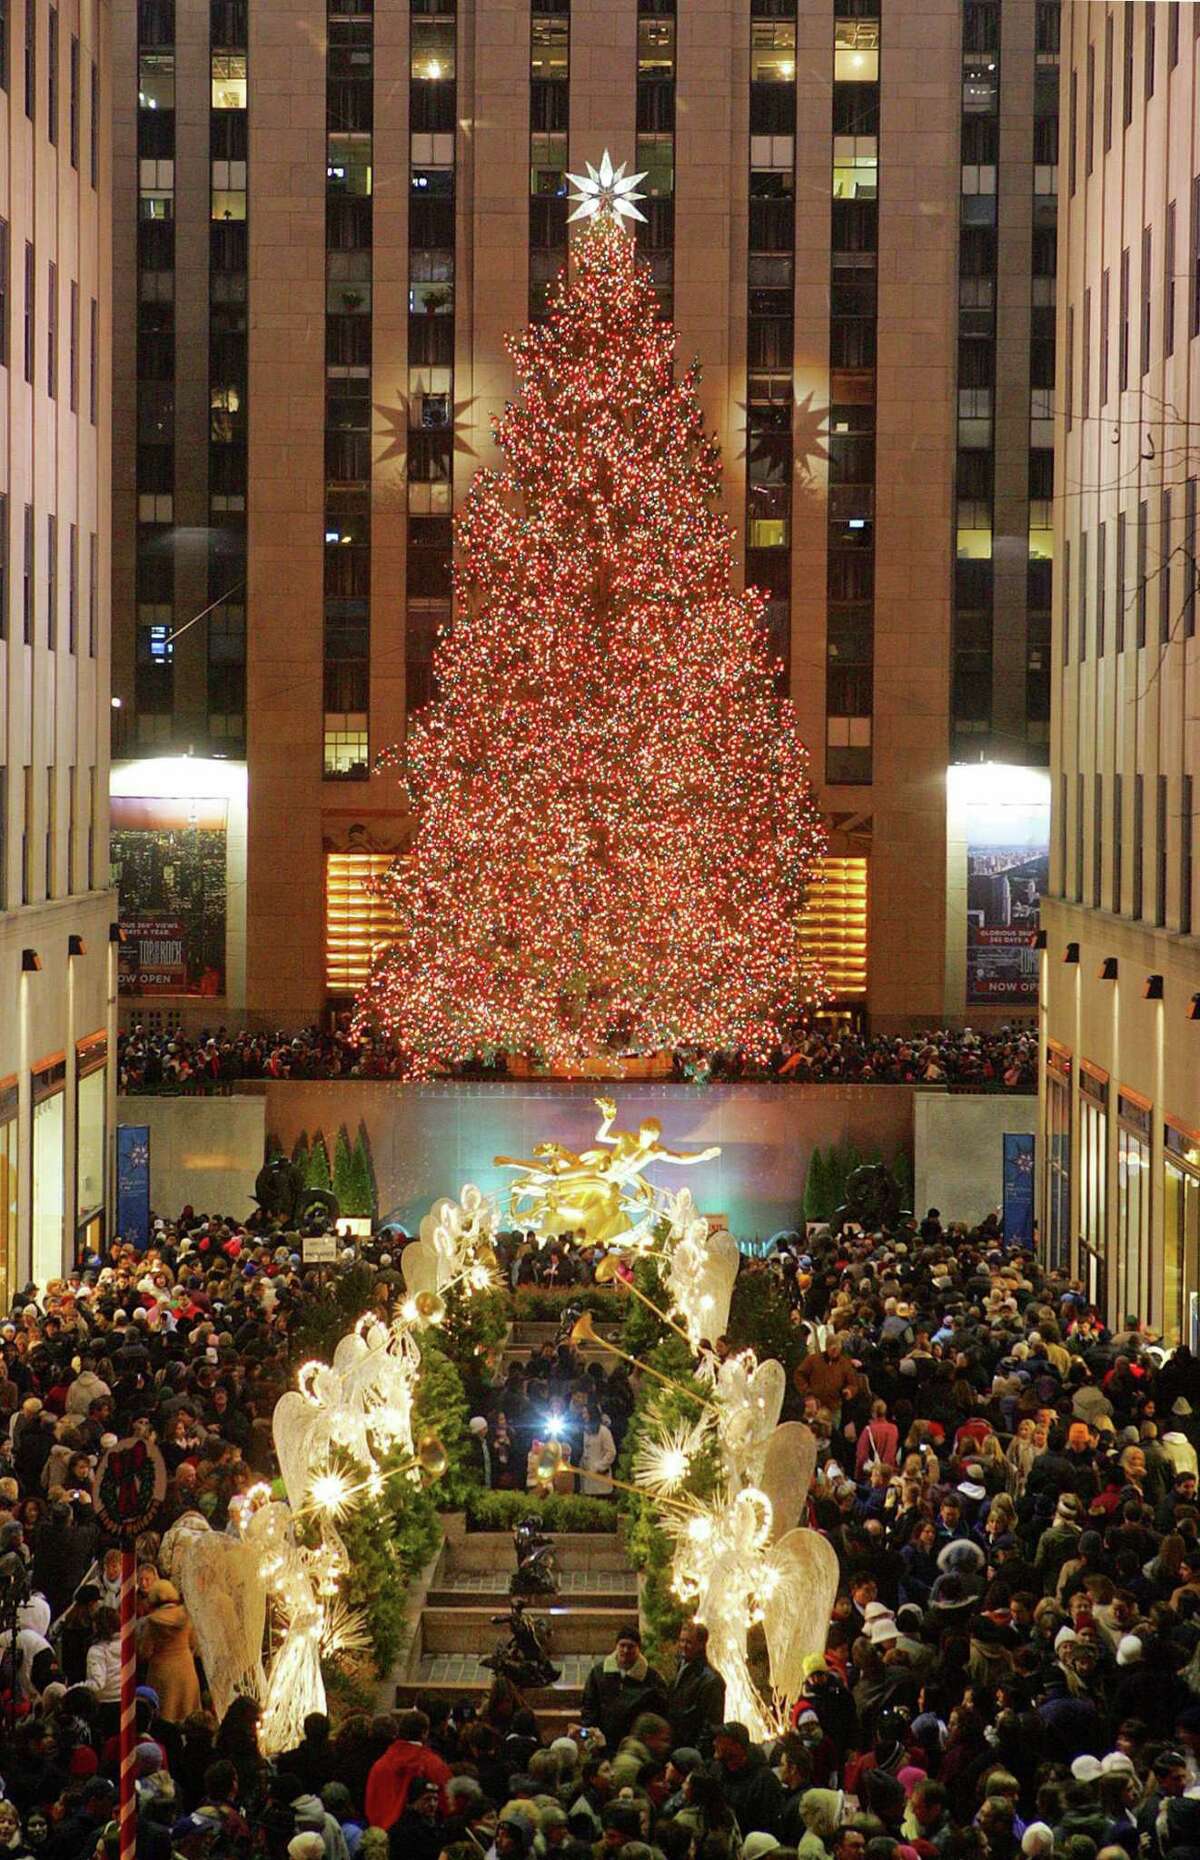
[137,1580,200,1724]
[1035,1493,1084,1596]
[382,1777,444,1860]
[580,1624,668,1754]
[712,1721,787,1837]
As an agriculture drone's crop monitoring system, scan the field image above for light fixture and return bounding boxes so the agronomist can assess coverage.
[1099,957,1119,981]
[109,922,126,945]
[21,950,42,973]
[1143,974,1164,1001]
[1034,930,1048,950]
[1188,994,1200,1022]
[111,696,122,709]
[67,935,86,958]
[1064,942,1080,964]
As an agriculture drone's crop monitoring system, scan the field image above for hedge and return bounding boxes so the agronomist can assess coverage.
[465,1488,620,1534]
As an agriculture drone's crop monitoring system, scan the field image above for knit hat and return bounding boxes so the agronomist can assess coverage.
[1071,1756,1103,1783]
[1022,1825,1055,1856]
[1101,1753,1137,1777]
[743,1839,781,1860]
[1116,1634,1144,1666]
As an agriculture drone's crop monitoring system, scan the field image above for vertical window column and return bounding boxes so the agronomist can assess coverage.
[209,0,248,749]
[745,0,796,686]
[404,0,457,718]
[324,0,375,776]
[1027,2,1058,745]
[529,0,568,322]
[635,0,675,320]
[826,2,880,784]
[134,0,177,742]
[952,0,1001,753]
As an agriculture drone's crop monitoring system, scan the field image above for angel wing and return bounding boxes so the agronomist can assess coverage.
[718,1356,787,1485]
[160,1513,267,1722]
[759,1422,818,1542]
[761,1528,840,1702]
[273,1389,327,1512]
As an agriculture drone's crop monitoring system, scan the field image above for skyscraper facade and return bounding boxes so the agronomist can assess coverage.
[110,0,1059,1033]
[0,0,115,1296]
[1040,0,1199,1338]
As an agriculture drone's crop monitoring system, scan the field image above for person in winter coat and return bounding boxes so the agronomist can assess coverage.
[83,1606,122,1731]
[363,1710,452,1831]
[137,1581,200,1724]
[666,1621,726,1755]
[712,1722,787,1838]
[580,1625,668,1751]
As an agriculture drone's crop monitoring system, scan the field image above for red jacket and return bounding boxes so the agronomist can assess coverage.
[364,1740,452,1830]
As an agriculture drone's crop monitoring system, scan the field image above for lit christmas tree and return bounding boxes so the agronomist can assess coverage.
[359,176,825,1075]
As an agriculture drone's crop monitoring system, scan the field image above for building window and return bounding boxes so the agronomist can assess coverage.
[89,296,97,422]
[88,531,97,655]
[1187,476,1197,640]
[1166,199,1176,357]
[69,31,77,164]
[0,492,7,638]
[1141,225,1152,374]
[90,58,98,187]
[23,0,32,118]
[46,513,56,649]
[1085,38,1094,176]
[47,4,56,142]
[1137,497,1147,647]
[1046,1049,1072,1276]
[1123,3,1134,125]
[23,240,33,383]
[1078,528,1088,659]
[325,852,397,994]
[1118,1093,1152,1326]
[1192,176,1200,339]
[1118,245,1129,390]
[1100,266,1109,404]
[1081,1068,1108,1306]
[0,218,7,368]
[1164,1120,1200,1350]
[1103,10,1113,151]
[68,277,77,409]
[68,521,77,652]
[1133,770,1144,918]
[1156,771,1168,927]
[1161,486,1173,643]
[1068,65,1076,193]
[1116,508,1126,652]
[1093,772,1104,909]
[22,502,32,643]
[46,258,56,397]
[1097,518,1107,657]
[1075,770,1085,902]
[1113,769,1123,913]
[0,0,7,92]
[1145,1,1155,99]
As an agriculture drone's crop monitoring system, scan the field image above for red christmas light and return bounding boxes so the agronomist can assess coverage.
[358,215,826,1075]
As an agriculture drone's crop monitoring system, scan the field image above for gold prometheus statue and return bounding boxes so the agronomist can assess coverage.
[495,1097,719,1245]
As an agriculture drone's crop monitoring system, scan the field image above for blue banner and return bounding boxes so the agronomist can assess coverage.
[116,1126,151,1251]
[1003,1132,1036,1248]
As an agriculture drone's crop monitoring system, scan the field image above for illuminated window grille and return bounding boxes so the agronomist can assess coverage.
[798,855,868,999]
[325,852,398,993]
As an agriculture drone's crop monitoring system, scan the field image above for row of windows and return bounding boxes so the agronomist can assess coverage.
[1067,4,1194,197]
[324,2,375,778]
[529,6,568,320]
[1062,488,1198,668]
[1058,768,1194,936]
[0,494,100,658]
[635,0,675,316]
[0,766,102,913]
[1,1,99,186]
[206,13,247,745]
[0,224,99,420]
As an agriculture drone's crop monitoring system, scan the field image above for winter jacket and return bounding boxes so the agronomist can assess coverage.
[666,1653,726,1754]
[85,1635,122,1703]
[364,1740,453,1831]
[716,1746,788,1838]
[580,1651,668,1750]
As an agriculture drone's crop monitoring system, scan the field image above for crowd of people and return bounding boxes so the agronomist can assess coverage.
[2,1201,1199,1860]
[116,1025,1038,1094]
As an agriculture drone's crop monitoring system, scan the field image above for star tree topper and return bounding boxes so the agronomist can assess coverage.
[566,149,647,225]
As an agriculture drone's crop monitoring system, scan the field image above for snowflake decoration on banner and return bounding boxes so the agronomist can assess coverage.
[566,149,647,225]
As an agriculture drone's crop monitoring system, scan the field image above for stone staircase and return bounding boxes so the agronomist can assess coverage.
[392,1315,643,1732]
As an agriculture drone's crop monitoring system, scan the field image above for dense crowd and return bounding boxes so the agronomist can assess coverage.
[2,1203,1199,1860]
[116,1025,1038,1093]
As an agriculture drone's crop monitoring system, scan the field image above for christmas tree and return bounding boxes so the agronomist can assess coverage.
[360,194,825,1075]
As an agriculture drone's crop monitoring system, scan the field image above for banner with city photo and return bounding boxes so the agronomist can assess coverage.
[965,784,1050,1005]
[111,796,228,996]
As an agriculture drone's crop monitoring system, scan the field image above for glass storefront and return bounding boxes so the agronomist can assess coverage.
[1080,1064,1108,1315]
[0,1080,18,1316]
[1116,1090,1153,1328]
[75,1037,107,1256]
[1165,1120,1200,1349]
[1045,1044,1072,1273]
[32,1089,65,1289]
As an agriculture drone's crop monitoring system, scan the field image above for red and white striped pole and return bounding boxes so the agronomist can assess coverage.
[118,1549,137,1860]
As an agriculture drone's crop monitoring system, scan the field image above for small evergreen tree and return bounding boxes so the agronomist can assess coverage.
[802,1147,829,1224]
[306,1132,332,1195]
[291,1131,310,1180]
[348,1128,376,1219]
[893,1144,914,1213]
[332,1127,355,1209]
